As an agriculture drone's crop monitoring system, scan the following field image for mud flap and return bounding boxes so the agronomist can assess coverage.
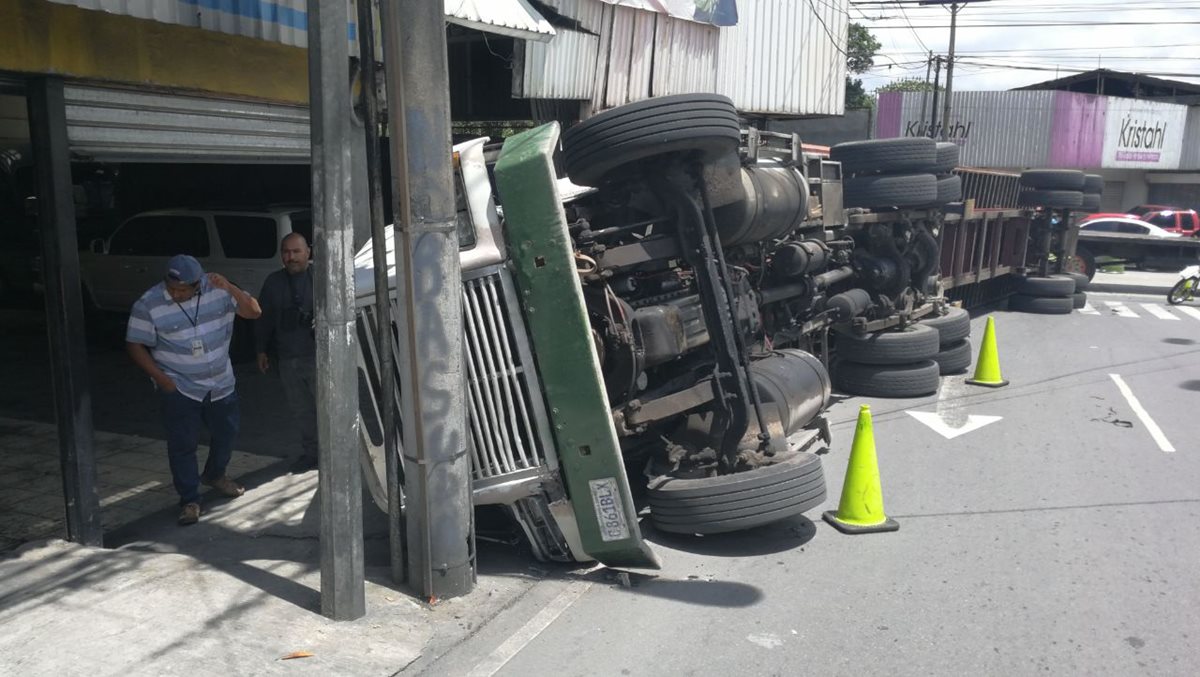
[495,123,660,569]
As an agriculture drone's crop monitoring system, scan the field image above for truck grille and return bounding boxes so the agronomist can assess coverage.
[461,271,549,479]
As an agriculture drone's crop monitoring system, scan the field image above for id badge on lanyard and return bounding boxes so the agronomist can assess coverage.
[191,337,205,357]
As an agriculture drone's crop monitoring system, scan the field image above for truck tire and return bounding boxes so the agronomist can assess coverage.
[1079,193,1101,212]
[647,451,826,534]
[1066,246,1097,282]
[921,306,970,346]
[1072,291,1087,309]
[934,174,962,205]
[1056,272,1089,291]
[835,323,940,365]
[562,94,741,187]
[830,138,937,175]
[1083,174,1104,194]
[1008,293,1074,314]
[1020,169,1086,191]
[1015,275,1075,296]
[932,339,972,375]
[844,173,938,209]
[1017,189,1083,209]
[834,360,940,398]
[932,142,959,173]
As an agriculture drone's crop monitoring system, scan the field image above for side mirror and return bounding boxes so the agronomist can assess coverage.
[90,239,105,254]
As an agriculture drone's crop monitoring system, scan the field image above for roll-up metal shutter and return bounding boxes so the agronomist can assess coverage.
[64,85,311,163]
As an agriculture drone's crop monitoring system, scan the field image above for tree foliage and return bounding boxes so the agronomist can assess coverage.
[845,23,881,109]
[878,78,942,94]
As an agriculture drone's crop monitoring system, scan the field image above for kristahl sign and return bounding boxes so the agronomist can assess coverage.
[1102,99,1186,169]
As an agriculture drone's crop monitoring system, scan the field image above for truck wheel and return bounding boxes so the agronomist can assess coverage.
[1008,293,1073,314]
[934,174,962,205]
[1019,169,1086,191]
[843,173,938,209]
[1083,174,1104,194]
[932,339,972,375]
[562,94,741,187]
[1066,247,1097,282]
[1079,193,1101,212]
[834,360,940,398]
[1056,272,1089,291]
[1072,291,1088,309]
[1017,189,1083,209]
[830,138,937,175]
[920,306,970,346]
[835,323,940,365]
[932,142,959,173]
[647,451,826,535]
[1014,275,1075,296]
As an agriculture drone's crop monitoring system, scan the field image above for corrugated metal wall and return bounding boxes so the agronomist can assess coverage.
[50,0,313,47]
[63,85,311,163]
[1183,107,1200,170]
[715,0,846,116]
[518,29,600,100]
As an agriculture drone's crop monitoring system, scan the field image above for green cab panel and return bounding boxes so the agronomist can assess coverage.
[494,123,660,569]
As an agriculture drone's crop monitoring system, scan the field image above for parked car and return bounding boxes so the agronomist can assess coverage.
[1140,209,1200,236]
[1079,216,1181,239]
[79,205,311,313]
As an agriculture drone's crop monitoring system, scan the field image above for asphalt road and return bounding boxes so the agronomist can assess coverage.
[422,291,1200,677]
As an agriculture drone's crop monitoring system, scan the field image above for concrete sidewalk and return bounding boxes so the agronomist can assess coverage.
[1086,269,1179,295]
[0,470,545,676]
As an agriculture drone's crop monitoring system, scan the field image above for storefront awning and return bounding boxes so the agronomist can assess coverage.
[444,0,556,42]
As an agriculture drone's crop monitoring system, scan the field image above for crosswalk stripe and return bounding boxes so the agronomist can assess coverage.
[1078,302,1100,315]
[1104,301,1140,318]
[1141,304,1180,320]
[1175,305,1200,322]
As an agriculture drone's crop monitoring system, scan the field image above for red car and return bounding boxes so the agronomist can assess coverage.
[1081,206,1199,236]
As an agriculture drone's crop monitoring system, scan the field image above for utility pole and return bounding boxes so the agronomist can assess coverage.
[929,56,942,139]
[919,50,933,137]
[381,0,475,600]
[921,0,990,141]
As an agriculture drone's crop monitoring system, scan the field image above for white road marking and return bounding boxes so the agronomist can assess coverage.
[1104,301,1139,318]
[1141,304,1180,320]
[746,633,784,649]
[908,376,1003,439]
[1078,302,1100,315]
[1109,374,1175,453]
[908,411,1003,439]
[1174,305,1200,322]
[466,580,593,677]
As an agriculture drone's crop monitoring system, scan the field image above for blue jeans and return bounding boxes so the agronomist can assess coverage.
[161,390,240,505]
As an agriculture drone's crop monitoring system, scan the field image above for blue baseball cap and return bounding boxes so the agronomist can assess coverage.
[165,254,204,284]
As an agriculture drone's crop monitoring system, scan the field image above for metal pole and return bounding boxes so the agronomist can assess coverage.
[357,0,406,586]
[381,0,475,600]
[920,50,933,135]
[940,2,958,141]
[307,0,365,621]
[929,56,942,139]
[26,77,102,547]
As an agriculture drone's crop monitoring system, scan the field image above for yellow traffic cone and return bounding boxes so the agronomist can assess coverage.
[966,316,1009,388]
[823,405,899,535]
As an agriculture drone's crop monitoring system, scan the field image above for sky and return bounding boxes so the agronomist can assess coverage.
[847,0,1200,93]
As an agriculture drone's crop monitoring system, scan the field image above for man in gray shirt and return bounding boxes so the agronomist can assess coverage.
[256,233,318,472]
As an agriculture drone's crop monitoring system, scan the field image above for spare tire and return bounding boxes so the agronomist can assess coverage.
[921,306,971,346]
[1083,174,1104,194]
[1058,272,1089,290]
[1018,189,1083,209]
[1079,193,1101,212]
[562,94,741,187]
[647,451,826,535]
[834,360,940,398]
[835,323,940,365]
[1015,275,1075,296]
[1072,291,1088,309]
[1020,169,1086,191]
[831,138,937,175]
[844,173,938,209]
[932,142,960,173]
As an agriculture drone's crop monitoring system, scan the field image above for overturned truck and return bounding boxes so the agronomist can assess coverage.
[354,95,979,568]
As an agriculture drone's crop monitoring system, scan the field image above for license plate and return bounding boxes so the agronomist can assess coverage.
[588,477,629,542]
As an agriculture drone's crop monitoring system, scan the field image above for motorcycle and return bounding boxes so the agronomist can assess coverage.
[1167,265,1200,305]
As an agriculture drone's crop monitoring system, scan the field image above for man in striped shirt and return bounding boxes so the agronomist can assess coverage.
[126,254,263,525]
